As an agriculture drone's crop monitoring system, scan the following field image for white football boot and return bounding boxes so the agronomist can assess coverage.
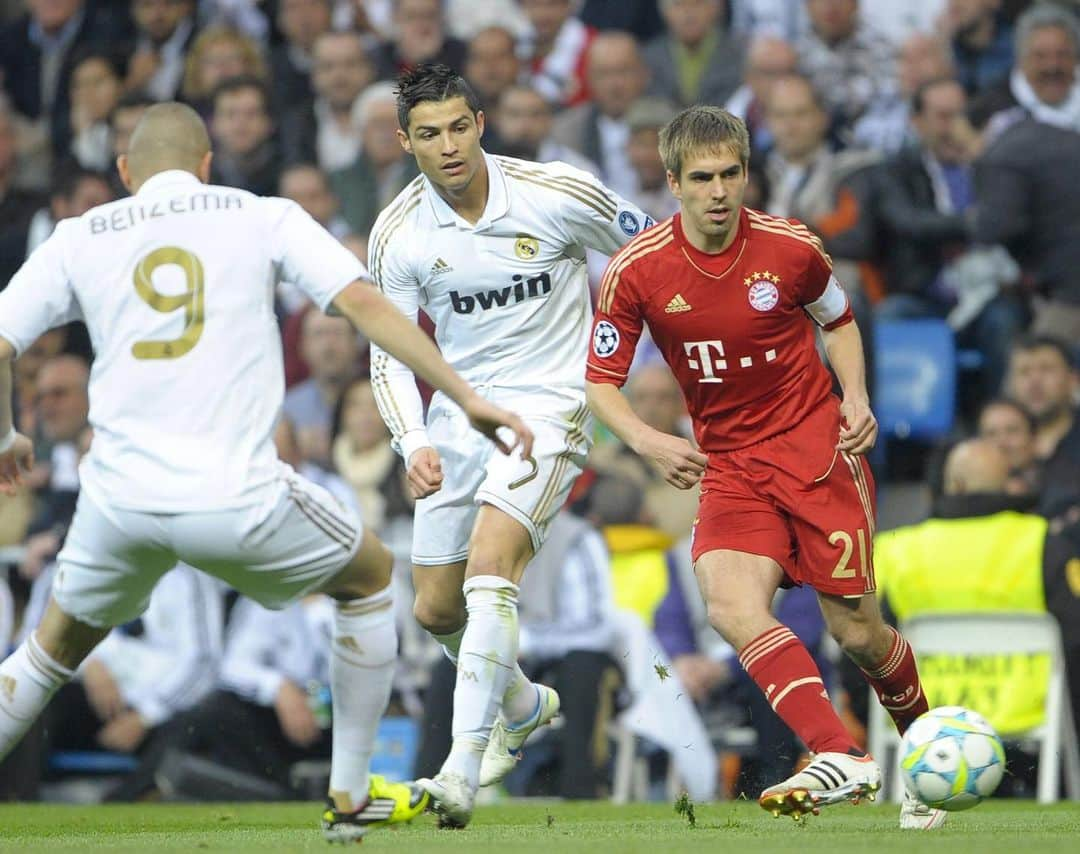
[899,789,948,829]
[479,684,561,787]
[418,771,476,829]
[759,752,882,820]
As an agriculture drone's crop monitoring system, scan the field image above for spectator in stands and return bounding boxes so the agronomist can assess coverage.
[551,32,650,198]
[209,76,281,196]
[578,0,666,41]
[331,378,409,535]
[943,0,1014,96]
[970,3,1080,131]
[0,102,41,290]
[26,163,112,255]
[876,77,1027,399]
[977,397,1041,496]
[67,49,123,172]
[270,0,332,112]
[415,510,621,799]
[645,0,745,109]
[852,32,955,153]
[1006,336,1080,520]
[372,0,467,79]
[874,438,1080,747]
[108,591,312,802]
[105,90,154,195]
[122,0,198,102]
[282,30,374,171]
[283,311,362,467]
[180,26,268,119]
[518,0,596,108]
[17,355,90,583]
[724,35,799,155]
[973,8,1080,343]
[624,97,681,221]
[762,74,879,223]
[329,81,419,237]
[590,363,698,540]
[493,84,599,172]
[464,26,522,111]
[796,0,898,137]
[0,0,122,168]
[279,164,350,240]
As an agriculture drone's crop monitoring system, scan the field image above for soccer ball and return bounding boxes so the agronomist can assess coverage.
[900,706,1006,810]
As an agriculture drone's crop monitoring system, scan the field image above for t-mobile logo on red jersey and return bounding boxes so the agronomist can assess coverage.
[684,340,778,383]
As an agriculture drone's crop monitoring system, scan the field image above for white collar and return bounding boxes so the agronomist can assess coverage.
[136,170,202,196]
[426,151,509,229]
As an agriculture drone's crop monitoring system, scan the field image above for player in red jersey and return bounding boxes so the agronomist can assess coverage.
[586,106,942,829]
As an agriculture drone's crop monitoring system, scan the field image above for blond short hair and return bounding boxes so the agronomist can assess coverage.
[658,105,751,178]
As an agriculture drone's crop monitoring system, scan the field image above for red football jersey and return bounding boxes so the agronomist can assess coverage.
[586,208,854,452]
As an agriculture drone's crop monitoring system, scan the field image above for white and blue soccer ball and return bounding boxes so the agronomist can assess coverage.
[900,706,1006,810]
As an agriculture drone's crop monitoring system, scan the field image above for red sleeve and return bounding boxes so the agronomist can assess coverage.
[586,257,645,387]
[793,237,833,305]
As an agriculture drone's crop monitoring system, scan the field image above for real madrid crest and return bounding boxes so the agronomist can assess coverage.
[744,270,781,312]
[514,234,540,260]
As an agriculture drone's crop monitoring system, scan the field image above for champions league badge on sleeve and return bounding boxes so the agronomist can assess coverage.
[593,321,620,358]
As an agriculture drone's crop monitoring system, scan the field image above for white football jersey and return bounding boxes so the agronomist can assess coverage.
[368,153,651,460]
[0,170,364,512]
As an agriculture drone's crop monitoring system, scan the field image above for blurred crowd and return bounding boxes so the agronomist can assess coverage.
[2,0,1080,802]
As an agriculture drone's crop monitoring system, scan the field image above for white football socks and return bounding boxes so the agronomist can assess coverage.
[432,607,535,725]
[442,575,521,786]
[329,584,397,811]
[0,633,74,761]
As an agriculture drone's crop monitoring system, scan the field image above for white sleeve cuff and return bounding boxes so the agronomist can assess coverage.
[396,429,433,464]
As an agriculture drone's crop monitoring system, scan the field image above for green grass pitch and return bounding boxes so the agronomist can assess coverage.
[1,800,1078,853]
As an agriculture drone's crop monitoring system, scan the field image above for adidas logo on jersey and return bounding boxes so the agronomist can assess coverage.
[665,294,692,313]
[431,257,452,276]
[0,675,15,703]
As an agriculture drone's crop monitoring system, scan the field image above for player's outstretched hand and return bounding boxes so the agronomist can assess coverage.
[0,432,33,496]
[639,430,707,490]
[462,396,535,460]
[838,397,878,455]
[407,447,444,499]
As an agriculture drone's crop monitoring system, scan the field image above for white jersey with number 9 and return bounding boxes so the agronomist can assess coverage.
[0,170,364,513]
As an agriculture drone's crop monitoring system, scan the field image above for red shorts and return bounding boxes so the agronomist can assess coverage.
[690,400,877,597]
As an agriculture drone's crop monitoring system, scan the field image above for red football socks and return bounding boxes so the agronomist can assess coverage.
[860,626,928,735]
[739,625,859,755]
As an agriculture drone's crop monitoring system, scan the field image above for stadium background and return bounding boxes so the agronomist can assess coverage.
[0,0,1078,809]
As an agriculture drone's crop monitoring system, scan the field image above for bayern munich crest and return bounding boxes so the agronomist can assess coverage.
[745,270,781,312]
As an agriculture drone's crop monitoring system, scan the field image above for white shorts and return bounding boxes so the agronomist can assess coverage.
[411,391,592,565]
[53,469,362,628]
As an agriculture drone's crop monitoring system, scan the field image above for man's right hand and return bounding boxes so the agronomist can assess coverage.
[636,430,707,490]
[407,447,444,498]
[461,396,535,459]
[274,680,321,748]
[83,658,125,722]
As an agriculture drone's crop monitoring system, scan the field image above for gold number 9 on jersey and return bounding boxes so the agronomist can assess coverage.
[131,246,205,360]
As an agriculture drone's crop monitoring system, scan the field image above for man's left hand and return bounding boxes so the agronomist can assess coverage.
[838,397,878,456]
[96,710,148,753]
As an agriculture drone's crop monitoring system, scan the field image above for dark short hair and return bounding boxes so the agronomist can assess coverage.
[910,76,962,115]
[395,63,482,132]
[1010,333,1077,370]
[977,397,1037,434]
[210,74,271,114]
[50,160,108,201]
[69,45,127,80]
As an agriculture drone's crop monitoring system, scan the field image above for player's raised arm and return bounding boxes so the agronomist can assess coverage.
[543,160,656,255]
[332,280,533,460]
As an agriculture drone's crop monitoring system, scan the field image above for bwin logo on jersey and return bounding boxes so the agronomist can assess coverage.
[449,271,553,314]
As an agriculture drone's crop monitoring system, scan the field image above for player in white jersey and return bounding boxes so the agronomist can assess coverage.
[0,103,532,842]
[367,65,651,826]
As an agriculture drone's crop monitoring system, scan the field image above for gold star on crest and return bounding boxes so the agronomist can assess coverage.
[745,271,782,287]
